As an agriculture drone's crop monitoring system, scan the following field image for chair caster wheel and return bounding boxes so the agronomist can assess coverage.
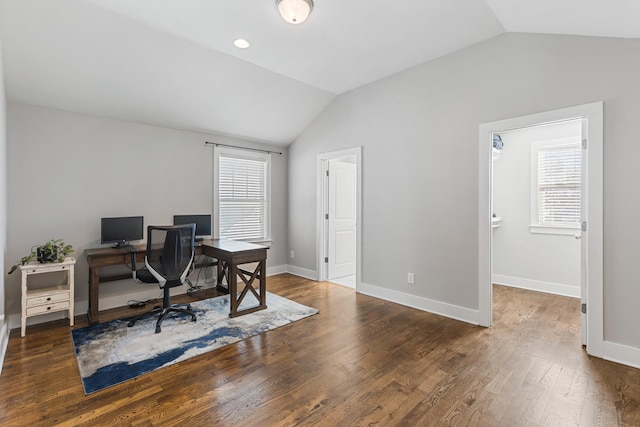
[155,325,161,333]
[128,320,136,327]
[191,315,196,322]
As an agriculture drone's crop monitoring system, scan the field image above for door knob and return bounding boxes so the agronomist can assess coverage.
[574,234,582,239]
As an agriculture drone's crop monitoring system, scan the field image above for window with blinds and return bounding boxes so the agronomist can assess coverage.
[214,148,270,241]
[530,138,581,233]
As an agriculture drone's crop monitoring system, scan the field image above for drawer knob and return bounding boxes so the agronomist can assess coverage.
[46,297,51,301]
[47,307,51,311]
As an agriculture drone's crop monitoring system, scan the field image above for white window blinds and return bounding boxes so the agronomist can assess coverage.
[218,154,268,240]
[536,143,581,226]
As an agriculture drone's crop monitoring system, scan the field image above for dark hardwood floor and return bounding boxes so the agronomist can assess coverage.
[0,275,638,426]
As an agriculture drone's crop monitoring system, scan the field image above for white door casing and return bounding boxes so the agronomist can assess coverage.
[478,102,603,358]
[316,147,362,286]
[580,118,588,346]
[328,160,357,279]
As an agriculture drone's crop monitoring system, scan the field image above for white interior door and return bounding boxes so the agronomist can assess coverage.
[580,119,588,346]
[327,160,356,280]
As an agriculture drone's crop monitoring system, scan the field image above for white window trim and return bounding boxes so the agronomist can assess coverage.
[529,136,581,236]
[213,146,272,242]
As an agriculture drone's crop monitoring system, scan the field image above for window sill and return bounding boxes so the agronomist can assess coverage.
[219,238,272,248]
[529,225,580,236]
[248,239,272,248]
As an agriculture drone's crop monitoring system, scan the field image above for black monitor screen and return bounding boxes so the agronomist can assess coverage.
[173,214,212,238]
[101,216,144,247]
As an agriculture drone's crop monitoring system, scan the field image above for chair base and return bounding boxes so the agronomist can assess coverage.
[127,303,196,333]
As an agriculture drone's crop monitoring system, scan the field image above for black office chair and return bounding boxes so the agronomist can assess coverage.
[128,224,197,333]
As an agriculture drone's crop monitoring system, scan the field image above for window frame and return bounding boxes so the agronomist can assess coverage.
[529,136,581,236]
[213,146,272,243]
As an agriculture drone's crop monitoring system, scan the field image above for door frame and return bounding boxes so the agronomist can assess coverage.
[316,147,362,286]
[478,102,603,358]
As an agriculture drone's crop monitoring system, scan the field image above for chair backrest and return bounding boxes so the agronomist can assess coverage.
[145,224,196,288]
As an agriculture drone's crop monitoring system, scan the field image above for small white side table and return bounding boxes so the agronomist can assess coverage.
[20,257,75,337]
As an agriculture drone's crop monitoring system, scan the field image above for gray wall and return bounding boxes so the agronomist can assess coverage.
[5,103,288,325]
[493,121,581,296]
[288,33,640,349]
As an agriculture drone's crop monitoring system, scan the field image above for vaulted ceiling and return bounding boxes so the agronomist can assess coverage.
[1,0,639,145]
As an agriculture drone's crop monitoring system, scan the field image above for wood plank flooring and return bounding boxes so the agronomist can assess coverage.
[0,275,638,426]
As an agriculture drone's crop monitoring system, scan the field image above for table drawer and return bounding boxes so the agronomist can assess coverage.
[26,300,70,316]
[27,292,70,307]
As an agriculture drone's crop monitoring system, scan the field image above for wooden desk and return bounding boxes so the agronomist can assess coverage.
[207,239,268,318]
[85,239,268,324]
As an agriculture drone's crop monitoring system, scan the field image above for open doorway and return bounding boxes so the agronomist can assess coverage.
[492,120,583,337]
[478,102,604,358]
[316,147,362,288]
[492,120,582,297]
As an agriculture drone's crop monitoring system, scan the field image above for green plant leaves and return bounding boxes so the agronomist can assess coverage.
[8,239,74,274]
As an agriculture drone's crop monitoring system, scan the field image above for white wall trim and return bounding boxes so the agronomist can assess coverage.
[8,308,74,332]
[493,274,580,298]
[358,281,479,325]
[0,316,8,374]
[266,264,288,276]
[603,341,640,370]
[327,276,356,289]
[286,265,318,281]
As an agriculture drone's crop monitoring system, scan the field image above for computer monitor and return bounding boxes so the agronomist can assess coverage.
[173,214,212,241]
[101,216,144,248]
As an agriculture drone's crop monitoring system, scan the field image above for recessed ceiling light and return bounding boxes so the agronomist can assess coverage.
[233,38,250,49]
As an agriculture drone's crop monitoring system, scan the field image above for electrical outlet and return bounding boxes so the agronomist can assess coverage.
[290,250,295,259]
[407,272,414,284]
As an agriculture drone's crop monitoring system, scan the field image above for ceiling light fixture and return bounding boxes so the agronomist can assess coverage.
[276,0,314,25]
[233,38,250,49]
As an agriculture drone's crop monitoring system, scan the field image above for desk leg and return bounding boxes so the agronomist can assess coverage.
[229,259,267,318]
[229,263,238,316]
[88,267,100,324]
[259,259,266,307]
[216,260,223,288]
[21,271,27,337]
[216,259,229,293]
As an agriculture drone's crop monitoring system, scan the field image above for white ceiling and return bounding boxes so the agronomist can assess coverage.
[1,0,639,145]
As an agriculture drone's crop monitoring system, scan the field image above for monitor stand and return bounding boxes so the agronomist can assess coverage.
[112,241,132,250]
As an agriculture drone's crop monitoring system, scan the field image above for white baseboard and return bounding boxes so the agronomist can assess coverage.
[602,340,640,370]
[356,281,640,370]
[68,265,480,330]
[8,264,291,332]
[267,264,288,276]
[0,316,8,374]
[7,267,640,372]
[286,265,318,281]
[358,281,480,325]
[328,276,356,289]
[493,274,580,298]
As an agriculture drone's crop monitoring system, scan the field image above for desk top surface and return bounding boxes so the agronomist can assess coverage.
[206,239,268,253]
[85,239,267,258]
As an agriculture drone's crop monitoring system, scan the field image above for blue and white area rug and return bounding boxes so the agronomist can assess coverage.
[71,292,318,394]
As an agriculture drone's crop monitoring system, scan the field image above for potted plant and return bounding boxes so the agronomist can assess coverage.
[8,239,73,274]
